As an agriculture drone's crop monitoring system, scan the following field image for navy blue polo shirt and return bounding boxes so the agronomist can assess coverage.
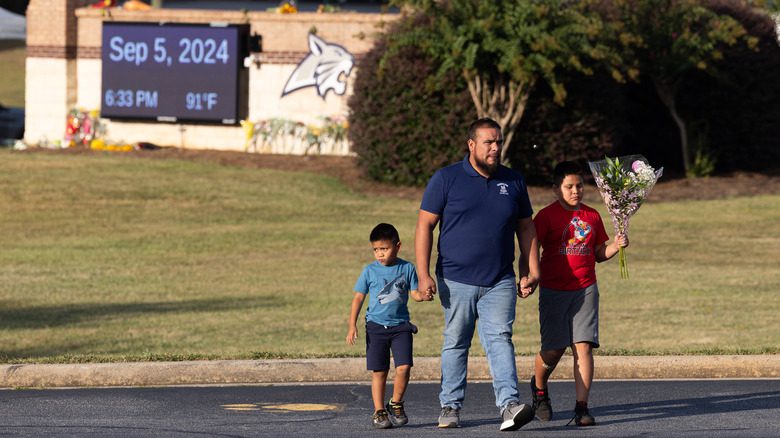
[420,155,533,287]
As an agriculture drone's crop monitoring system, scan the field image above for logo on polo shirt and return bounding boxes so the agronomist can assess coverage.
[496,182,509,195]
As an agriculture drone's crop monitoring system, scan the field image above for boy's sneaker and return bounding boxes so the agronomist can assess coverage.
[385,400,408,426]
[437,406,460,428]
[530,376,553,421]
[499,401,534,431]
[569,401,596,427]
[372,409,393,429]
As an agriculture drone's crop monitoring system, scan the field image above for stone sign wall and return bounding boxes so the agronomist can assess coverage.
[24,0,397,154]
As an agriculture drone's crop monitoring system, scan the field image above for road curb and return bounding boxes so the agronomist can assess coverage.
[1,355,778,388]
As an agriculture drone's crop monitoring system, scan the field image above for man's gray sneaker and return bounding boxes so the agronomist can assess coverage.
[438,406,460,428]
[500,401,534,431]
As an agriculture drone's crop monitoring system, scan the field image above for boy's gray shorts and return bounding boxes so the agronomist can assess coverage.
[539,283,600,350]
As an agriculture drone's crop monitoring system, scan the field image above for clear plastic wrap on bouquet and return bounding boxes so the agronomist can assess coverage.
[588,155,663,279]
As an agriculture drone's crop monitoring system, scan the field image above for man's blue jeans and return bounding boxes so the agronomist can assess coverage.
[438,275,520,410]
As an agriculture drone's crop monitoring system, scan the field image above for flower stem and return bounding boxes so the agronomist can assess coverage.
[619,247,629,279]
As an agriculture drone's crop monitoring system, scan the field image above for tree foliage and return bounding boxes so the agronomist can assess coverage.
[348,15,475,186]
[599,0,757,176]
[388,0,626,163]
[508,73,618,184]
[675,0,780,172]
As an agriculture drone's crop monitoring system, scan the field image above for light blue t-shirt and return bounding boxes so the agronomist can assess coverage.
[354,258,419,326]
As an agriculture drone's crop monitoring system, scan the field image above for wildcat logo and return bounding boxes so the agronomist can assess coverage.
[281,33,354,100]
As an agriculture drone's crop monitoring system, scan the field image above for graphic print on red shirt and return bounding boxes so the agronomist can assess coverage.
[535,202,609,291]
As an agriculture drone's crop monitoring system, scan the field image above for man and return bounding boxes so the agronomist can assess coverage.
[415,118,540,431]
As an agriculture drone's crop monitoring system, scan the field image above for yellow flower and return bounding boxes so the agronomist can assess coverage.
[278,3,297,14]
[90,139,105,150]
[240,119,255,140]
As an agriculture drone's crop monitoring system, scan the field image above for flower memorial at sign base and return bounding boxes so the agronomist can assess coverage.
[240,116,349,155]
[588,155,663,279]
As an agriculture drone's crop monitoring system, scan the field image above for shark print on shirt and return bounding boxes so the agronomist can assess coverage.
[377,275,409,305]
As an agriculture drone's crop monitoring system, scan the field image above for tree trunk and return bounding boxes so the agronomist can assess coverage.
[465,72,534,165]
[653,78,690,175]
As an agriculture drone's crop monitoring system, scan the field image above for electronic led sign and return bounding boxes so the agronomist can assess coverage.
[101,22,248,124]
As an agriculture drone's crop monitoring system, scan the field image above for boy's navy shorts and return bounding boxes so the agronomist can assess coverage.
[365,321,416,371]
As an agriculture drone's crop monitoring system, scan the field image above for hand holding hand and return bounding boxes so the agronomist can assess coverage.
[518,275,539,299]
[419,274,437,298]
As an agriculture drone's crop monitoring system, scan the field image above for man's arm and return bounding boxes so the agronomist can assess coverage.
[415,209,440,296]
[516,216,540,298]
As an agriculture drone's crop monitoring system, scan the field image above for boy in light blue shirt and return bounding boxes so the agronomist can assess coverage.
[346,223,433,429]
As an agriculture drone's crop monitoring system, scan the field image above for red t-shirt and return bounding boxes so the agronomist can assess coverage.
[534,201,609,291]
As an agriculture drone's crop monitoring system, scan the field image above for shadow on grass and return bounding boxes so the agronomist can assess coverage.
[0,295,284,330]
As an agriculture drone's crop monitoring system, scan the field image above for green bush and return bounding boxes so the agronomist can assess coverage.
[508,74,618,185]
[677,0,780,173]
[512,0,780,180]
[348,15,475,186]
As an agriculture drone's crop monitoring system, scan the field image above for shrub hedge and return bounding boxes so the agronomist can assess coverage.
[349,3,779,186]
[348,15,475,186]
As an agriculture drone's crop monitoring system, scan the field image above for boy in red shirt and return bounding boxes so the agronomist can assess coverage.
[529,161,628,426]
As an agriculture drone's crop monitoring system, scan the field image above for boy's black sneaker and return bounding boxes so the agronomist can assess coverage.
[372,409,393,429]
[385,400,408,426]
[569,401,596,427]
[530,376,553,421]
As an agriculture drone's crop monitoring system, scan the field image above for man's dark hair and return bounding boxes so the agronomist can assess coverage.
[370,223,400,244]
[467,118,502,142]
[552,161,584,186]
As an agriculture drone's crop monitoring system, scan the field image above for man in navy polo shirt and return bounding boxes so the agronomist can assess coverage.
[415,118,540,431]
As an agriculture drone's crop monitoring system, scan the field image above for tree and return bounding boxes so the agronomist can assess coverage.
[388,0,624,164]
[348,14,475,186]
[603,0,757,176]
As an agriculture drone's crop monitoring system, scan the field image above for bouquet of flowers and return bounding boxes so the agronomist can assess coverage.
[588,155,663,279]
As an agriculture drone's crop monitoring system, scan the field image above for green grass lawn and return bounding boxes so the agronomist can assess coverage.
[0,41,25,108]
[0,150,777,363]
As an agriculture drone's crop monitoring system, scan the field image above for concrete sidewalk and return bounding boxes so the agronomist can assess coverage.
[1,355,778,388]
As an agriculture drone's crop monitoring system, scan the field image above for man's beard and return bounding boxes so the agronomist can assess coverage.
[473,155,498,176]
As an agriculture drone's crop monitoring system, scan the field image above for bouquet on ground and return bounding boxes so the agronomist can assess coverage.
[588,155,663,279]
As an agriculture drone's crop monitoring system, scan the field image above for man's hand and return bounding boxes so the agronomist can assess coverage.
[418,274,437,298]
[518,275,539,299]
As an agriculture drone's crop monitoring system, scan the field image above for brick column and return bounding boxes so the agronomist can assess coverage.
[24,0,92,145]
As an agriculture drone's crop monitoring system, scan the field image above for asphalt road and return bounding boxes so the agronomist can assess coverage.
[1,380,778,437]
